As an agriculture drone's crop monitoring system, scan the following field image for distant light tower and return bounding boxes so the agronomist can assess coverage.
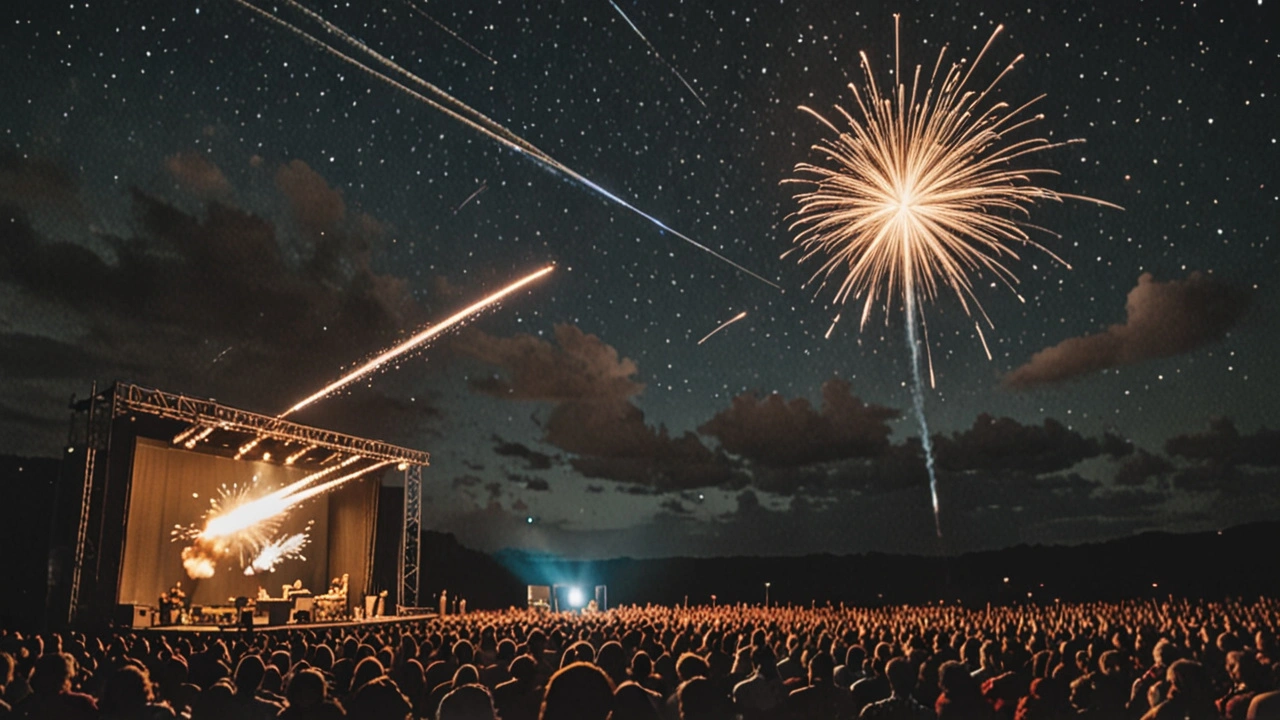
[764,582,771,608]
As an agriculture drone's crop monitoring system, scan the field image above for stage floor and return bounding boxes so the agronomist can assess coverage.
[136,613,436,634]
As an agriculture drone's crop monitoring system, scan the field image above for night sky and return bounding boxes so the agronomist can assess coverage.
[2,0,1277,559]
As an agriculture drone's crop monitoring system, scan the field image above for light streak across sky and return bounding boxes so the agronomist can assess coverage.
[697,311,747,345]
[606,0,707,108]
[453,181,488,214]
[401,0,498,65]
[228,0,776,288]
[281,265,555,417]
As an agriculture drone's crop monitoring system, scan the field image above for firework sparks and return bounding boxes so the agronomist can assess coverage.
[697,311,747,345]
[173,458,388,578]
[606,0,707,108]
[786,17,1117,538]
[282,265,555,417]
[245,529,312,576]
[228,0,775,287]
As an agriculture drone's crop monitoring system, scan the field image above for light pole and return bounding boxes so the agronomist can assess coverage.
[764,582,771,608]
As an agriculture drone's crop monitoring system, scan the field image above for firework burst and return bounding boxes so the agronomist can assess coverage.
[245,527,313,576]
[787,18,1117,366]
[786,17,1116,537]
[171,479,282,577]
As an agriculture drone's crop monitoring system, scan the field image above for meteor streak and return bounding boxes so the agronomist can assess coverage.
[697,311,747,345]
[452,181,488,214]
[229,0,776,288]
[281,265,555,417]
[606,0,707,108]
[402,0,498,65]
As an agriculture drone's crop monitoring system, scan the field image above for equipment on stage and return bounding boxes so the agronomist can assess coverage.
[115,603,155,628]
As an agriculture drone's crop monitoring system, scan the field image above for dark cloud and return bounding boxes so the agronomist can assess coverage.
[934,414,1107,474]
[660,498,691,515]
[164,151,231,198]
[1165,417,1280,468]
[455,324,643,403]
[1114,449,1175,487]
[1005,273,1251,389]
[0,148,79,209]
[461,326,742,493]
[697,379,899,467]
[585,485,604,494]
[506,473,550,492]
[451,475,482,489]
[0,153,438,453]
[484,482,503,500]
[492,436,555,470]
[1101,432,1135,460]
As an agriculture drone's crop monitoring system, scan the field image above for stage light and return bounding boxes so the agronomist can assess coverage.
[184,426,215,449]
[568,587,585,608]
[284,445,314,465]
[262,452,272,461]
[397,462,409,471]
[234,437,262,460]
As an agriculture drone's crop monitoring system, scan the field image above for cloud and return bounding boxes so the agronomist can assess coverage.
[697,379,899,467]
[164,151,231,198]
[1114,449,1175,487]
[933,414,1109,475]
[506,473,551,492]
[0,148,80,210]
[659,498,691,515]
[452,475,482,489]
[492,436,555,470]
[1165,417,1280,468]
[0,153,438,453]
[1005,272,1251,389]
[455,324,643,403]
[460,325,742,493]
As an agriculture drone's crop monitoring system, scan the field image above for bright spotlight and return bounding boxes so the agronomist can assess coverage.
[568,587,585,608]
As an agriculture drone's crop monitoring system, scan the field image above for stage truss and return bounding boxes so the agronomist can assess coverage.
[71,382,430,624]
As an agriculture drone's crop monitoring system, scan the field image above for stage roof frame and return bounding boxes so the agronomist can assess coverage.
[108,382,429,467]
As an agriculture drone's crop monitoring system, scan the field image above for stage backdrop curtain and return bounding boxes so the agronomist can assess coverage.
[326,473,380,612]
[118,438,331,607]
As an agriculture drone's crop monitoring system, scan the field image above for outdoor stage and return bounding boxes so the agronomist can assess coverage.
[67,382,430,628]
[135,613,437,635]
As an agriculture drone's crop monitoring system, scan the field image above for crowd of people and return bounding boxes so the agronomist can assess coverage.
[1,597,1278,720]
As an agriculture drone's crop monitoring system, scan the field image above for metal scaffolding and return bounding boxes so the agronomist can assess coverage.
[399,464,423,611]
[68,381,430,625]
[111,382,430,466]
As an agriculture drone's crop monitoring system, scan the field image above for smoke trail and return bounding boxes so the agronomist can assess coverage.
[905,292,942,538]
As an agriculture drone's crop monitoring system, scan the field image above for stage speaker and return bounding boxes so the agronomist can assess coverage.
[293,610,312,624]
[115,604,154,628]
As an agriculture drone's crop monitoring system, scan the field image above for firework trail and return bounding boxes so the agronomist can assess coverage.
[606,0,707,108]
[905,294,941,538]
[697,311,747,345]
[453,181,488,214]
[178,265,551,573]
[402,0,498,65]
[786,16,1117,538]
[229,0,775,288]
[282,265,555,417]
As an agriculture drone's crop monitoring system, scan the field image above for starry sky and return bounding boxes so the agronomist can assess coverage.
[2,0,1277,559]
